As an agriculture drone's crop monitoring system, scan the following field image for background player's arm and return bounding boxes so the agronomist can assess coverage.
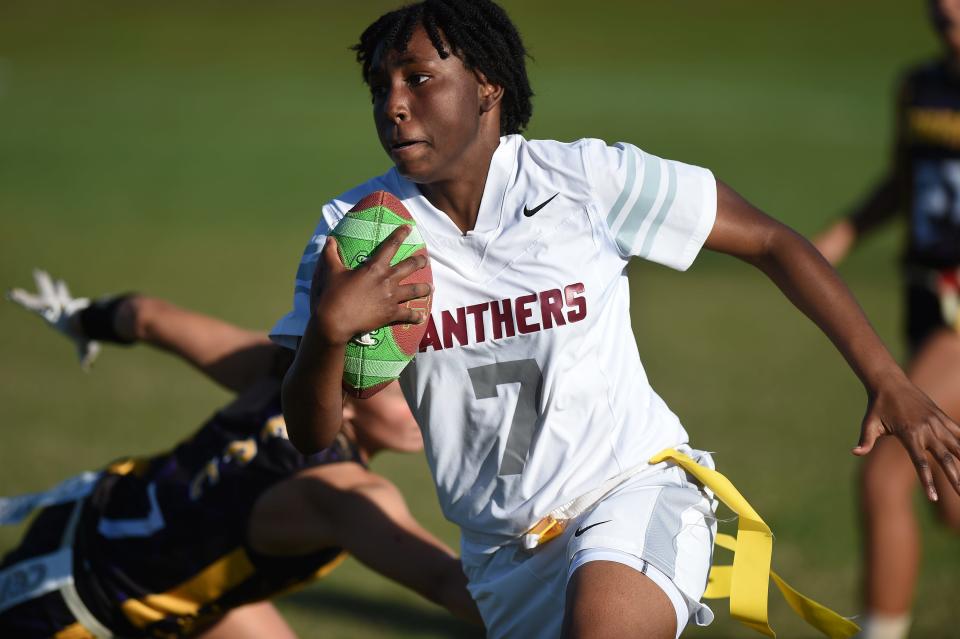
[814,77,910,264]
[282,228,429,454]
[247,463,481,624]
[705,180,960,500]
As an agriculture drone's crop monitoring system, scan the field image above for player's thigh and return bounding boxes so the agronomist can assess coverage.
[907,328,960,412]
[197,601,297,639]
[909,328,960,528]
[562,559,675,639]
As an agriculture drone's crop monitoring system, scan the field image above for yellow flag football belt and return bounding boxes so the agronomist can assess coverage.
[523,448,860,638]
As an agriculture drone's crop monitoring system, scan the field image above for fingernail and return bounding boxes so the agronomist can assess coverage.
[929,488,939,502]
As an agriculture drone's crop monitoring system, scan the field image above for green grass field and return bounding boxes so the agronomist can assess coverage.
[1,1,956,637]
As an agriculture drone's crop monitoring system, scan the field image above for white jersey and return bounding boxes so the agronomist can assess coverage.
[272,135,717,555]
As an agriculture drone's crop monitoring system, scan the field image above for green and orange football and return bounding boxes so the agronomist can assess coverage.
[332,191,433,398]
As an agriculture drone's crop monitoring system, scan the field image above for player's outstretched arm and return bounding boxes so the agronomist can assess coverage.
[248,463,482,624]
[7,270,280,391]
[706,181,960,501]
[282,226,430,454]
[108,295,280,392]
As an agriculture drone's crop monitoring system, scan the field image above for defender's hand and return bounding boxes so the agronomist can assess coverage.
[309,226,431,346]
[7,269,101,370]
[854,376,960,501]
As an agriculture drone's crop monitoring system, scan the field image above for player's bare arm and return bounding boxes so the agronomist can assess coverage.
[282,226,431,453]
[8,270,281,391]
[107,295,281,391]
[706,181,960,500]
[247,462,481,623]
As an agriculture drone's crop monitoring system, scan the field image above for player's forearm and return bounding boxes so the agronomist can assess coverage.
[752,225,905,392]
[115,296,278,391]
[281,319,346,454]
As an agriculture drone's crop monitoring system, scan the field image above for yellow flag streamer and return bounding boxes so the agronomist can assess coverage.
[649,449,859,639]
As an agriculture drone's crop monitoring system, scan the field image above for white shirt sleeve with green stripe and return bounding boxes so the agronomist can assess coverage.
[585,140,717,271]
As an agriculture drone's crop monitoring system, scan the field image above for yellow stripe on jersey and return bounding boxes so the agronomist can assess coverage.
[908,107,960,149]
[650,448,859,639]
[104,456,151,478]
[53,622,96,639]
[121,548,255,628]
[267,551,349,601]
[313,551,347,580]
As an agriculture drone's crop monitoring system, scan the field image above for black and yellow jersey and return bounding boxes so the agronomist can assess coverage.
[0,381,362,639]
[900,59,960,268]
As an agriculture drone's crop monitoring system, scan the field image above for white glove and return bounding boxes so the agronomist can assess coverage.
[7,269,101,370]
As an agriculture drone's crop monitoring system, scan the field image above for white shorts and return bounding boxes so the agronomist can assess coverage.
[462,448,717,639]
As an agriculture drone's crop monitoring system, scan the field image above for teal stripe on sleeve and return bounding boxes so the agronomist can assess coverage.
[604,145,638,227]
[615,151,662,255]
[639,162,679,258]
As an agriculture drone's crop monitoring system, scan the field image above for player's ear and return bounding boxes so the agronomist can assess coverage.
[475,70,504,114]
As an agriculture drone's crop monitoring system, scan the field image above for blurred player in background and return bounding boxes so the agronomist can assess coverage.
[814,1,960,637]
[1,271,479,639]
[276,1,960,637]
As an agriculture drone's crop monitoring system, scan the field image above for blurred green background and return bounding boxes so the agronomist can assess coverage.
[1,1,955,637]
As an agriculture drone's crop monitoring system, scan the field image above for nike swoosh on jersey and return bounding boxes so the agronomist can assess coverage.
[574,519,612,537]
[523,192,559,217]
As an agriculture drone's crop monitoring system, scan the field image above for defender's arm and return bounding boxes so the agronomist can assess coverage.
[7,270,281,391]
[107,295,281,392]
[248,463,482,624]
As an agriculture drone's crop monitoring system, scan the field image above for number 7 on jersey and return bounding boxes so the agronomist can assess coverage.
[468,359,543,476]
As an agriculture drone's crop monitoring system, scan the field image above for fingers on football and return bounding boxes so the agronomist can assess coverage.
[396,281,432,303]
[369,225,412,265]
[320,237,347,272]
[391,304,428,325]
[391,253,428,281]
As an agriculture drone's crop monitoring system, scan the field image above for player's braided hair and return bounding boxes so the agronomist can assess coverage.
[353,0,533,135]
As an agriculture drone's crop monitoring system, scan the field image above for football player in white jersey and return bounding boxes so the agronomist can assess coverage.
[274,1,960,637]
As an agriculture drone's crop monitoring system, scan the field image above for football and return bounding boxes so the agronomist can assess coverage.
[331,191,433,398]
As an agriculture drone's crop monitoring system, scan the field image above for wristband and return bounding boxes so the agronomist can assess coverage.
[78,294,137,344]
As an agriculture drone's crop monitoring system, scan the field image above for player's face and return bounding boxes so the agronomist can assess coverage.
[367,25,499,185]
[348,382,423,454]
[932,0,960,56]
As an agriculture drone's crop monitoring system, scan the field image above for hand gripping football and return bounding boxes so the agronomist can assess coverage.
[331,191,433,398]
